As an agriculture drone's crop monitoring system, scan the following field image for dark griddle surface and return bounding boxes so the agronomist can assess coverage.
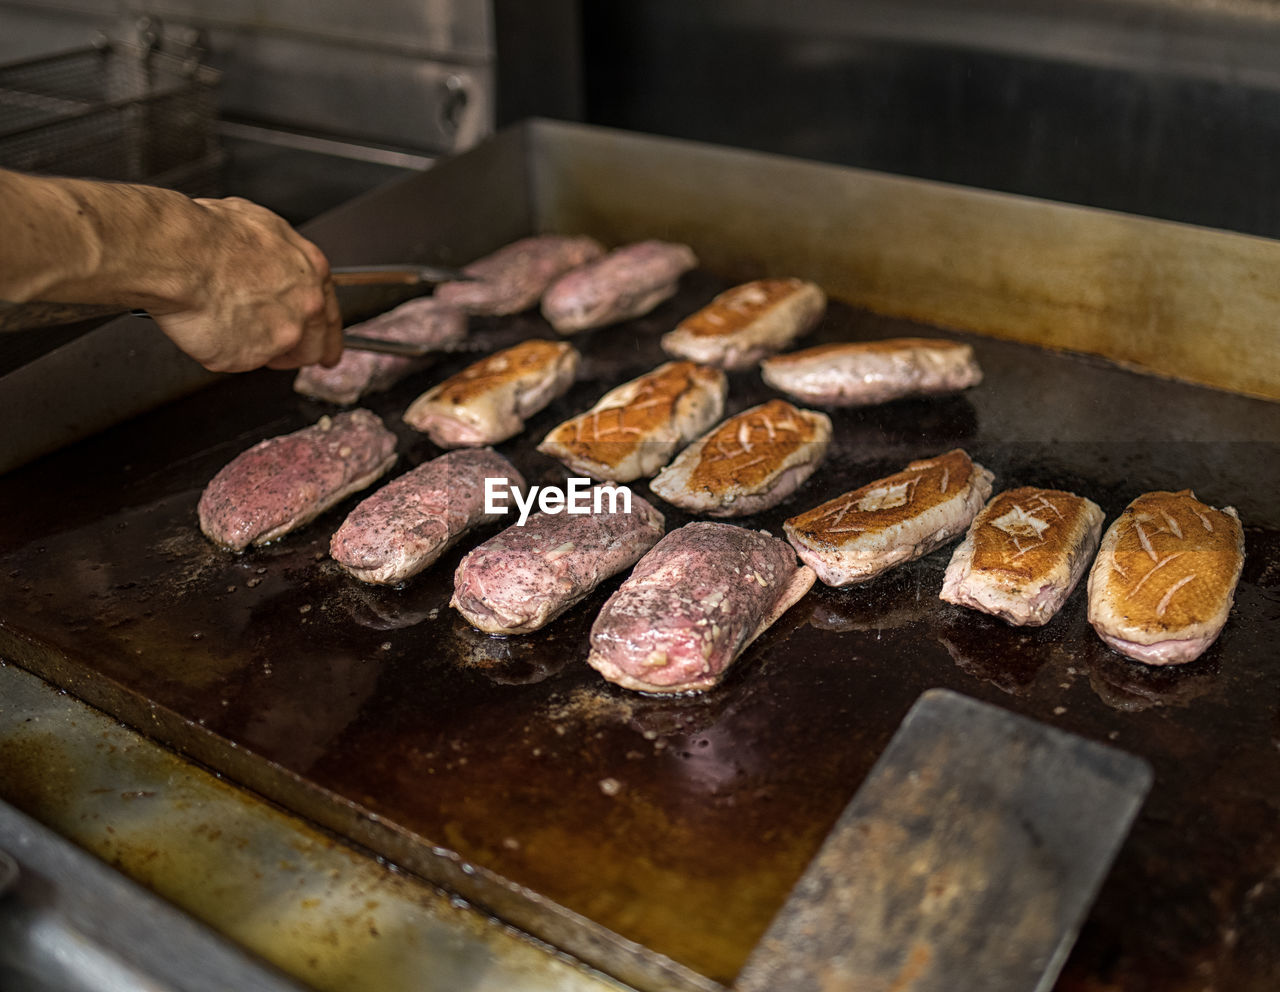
[2,273,1279,988]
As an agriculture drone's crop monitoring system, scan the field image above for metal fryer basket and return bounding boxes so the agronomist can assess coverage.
[0,41,224,196]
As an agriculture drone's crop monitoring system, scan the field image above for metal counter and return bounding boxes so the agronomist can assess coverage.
[0,663,624,992]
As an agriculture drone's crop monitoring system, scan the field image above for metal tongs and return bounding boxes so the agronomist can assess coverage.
[330,263,473,288]
[3,263,476,341]
[333,263,476,357]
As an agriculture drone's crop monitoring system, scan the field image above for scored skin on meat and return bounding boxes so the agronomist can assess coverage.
[198,409,398,551]
[1087,490,1245,665]
[660,278,827,370]
[330,448,524,586]
[403,339,579,448]
[760,338,982,407]
[587,522,816,694]
[435,235,605,316]
[293,297,467,405]
[649,399,832,517]
[940,486,1105,626]
[451,488,666,634]
[541,240,699,334]
[784,449,995,587]
[538,360,727,483]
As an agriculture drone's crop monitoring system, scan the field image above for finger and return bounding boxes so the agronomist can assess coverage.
[297,236,332,280]
[264,327,315,370]
[273,321,328,370]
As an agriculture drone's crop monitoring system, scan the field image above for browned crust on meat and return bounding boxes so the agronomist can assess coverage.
[765,338,970,365]
[679,279,813,338]
[542,361,721,470]
[1092,490,1244,633]
[428,339,571,405]
[968,487,1100,584]
[785,449,976,546]
[687,400,828,492]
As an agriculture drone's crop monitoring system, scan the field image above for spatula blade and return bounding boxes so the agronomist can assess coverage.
[735,688,1152,992]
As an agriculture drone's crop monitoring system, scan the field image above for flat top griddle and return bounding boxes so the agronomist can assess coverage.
[2,271,1279,990]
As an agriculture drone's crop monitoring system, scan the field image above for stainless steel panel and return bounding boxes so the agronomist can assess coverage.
[527,122,1280,401]
[147,0,492,60]
[0,663,626,992]
[0,794,308,992]
[0,0,490,58]
[0,314,216,475]
[208,28,492,153]
[0,5,118,62]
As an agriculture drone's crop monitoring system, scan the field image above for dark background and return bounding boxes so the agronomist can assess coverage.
[575,1,1280,240]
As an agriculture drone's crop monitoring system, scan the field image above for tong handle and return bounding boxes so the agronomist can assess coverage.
[330,264,472,287]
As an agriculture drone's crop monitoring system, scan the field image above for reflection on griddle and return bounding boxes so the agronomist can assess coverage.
[210,580,388,772]
[804,562,941,634]
[461,314,554,356]
[448,616,577,686]
[226,652,383,773]
[1083,640,1221,712]
[621,680,744,740]
[936,613,1052,696]
[807,591,929,634]
[339,581,439,630]
[830,393,978,451]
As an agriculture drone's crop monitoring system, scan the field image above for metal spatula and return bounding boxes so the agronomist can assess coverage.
[735,689,1152,992]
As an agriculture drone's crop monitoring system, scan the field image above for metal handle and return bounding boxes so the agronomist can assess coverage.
[438,74,470,139]
[330,264,473,286]
[341,333,433,358]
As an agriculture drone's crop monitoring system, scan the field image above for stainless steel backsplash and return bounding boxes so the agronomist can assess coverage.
[0,0,579,156]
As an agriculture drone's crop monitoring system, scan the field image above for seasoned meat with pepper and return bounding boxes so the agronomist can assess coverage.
[661,278,825,370]
[538,360,726,483]
[452,486,665,634]
[435,235,605,316]
[649,399,831,517]
[940,486,1104,626]
[330,448,523,585]
[198,409,397,551]
[541,240,698,333]
[403,339,579,447]
[587,522,815,693]
[1087,490,1244,664]
[784,449,994,587]
[293,297,467,405]
[760,338,982,407]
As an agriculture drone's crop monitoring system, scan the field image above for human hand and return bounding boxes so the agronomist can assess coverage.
[150,197,342,373]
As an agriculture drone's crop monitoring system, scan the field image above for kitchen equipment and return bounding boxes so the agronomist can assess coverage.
[0,38,223,195]
[735,689,1152,992]
[0,121,1277,991]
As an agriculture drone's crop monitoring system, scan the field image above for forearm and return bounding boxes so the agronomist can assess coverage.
[0,168,341,372]
[0,169,210,309]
